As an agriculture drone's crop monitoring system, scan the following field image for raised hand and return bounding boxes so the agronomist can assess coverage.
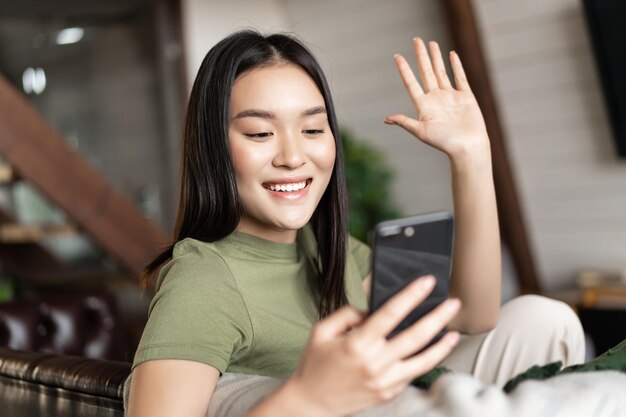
[280,276,461,417]
[385,37,489,160]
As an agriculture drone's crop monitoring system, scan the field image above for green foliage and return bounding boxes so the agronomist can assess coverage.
[341,129,400,242]
[0,277,14,303]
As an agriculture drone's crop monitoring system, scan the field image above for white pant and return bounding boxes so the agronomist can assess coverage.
[441,295,586,387]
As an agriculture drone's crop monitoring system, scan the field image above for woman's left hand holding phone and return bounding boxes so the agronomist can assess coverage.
[247,275,461,417]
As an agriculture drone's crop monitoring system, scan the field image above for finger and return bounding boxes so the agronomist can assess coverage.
[413,37,438,92]
[369,379,408,403]
[450,51,471,91]
[376,331,460,387]
[313,305,367,342]
[384,114,426,141]
[393,53,424,106]
[383,298,461,362]
[354,275,436,343]
[428,41,453,90]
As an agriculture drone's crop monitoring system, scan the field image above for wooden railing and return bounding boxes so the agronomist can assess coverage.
[0,73,169,282]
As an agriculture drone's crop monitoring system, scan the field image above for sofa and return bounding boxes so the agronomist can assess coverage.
[0,290,138,417]
[0,348,130,417]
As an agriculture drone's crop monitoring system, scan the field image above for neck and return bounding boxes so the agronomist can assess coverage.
[235,218,298,243]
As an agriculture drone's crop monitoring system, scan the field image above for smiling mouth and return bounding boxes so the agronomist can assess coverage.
[262,178,312,192]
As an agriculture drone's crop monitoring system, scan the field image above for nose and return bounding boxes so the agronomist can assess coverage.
[272,132,306,169]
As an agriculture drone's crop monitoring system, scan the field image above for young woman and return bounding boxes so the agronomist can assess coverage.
[126,31,585,417]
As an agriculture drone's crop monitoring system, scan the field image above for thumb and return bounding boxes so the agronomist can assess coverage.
[384,114,423,138]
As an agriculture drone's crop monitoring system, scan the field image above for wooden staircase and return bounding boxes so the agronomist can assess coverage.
[0,73,170,288]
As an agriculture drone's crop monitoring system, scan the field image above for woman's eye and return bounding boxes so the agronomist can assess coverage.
[303,129,325,135]
[244,132,273,138]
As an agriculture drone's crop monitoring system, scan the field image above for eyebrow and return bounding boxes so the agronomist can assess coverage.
[302,106,327,117]
[233,106,327,120]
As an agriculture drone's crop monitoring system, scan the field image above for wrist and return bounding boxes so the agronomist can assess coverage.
[448,140,493,175]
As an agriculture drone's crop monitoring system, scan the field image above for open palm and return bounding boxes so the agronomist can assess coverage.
[385,38,489,158]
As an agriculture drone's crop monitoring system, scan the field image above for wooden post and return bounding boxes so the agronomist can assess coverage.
[441,0,541,293]
[0,74,170,278]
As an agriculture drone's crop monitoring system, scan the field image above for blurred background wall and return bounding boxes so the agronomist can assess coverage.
[181,0,626,292]
[473,0,625,291]
[0,0,624,293]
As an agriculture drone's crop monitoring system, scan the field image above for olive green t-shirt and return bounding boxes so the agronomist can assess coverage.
[132,226,372,378]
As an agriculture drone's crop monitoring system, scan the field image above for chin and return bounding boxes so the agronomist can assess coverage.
[274,218,309,231]
[273,211,314,231]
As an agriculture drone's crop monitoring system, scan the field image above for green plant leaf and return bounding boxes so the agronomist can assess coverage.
[341,128,400,242]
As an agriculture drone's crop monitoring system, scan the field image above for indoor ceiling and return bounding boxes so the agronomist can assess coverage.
[0,0,150,19]
[0,0,154,86]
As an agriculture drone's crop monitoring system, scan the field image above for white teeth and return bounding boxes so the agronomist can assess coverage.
[267,181,307,192]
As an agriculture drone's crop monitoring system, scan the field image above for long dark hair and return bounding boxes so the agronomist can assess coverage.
[141,30,349,319]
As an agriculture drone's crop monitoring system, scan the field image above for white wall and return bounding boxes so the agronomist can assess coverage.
[180,0,626,291]
[473,0,626,290]
[181,0,290,88]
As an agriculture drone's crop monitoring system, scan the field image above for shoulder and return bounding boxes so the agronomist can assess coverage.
[135,237,253,374]
[153,237,236,295]
[147,236,251,326]
[348,235,371,259]
[172,236,226,262]
[152,239,241,307]
[347,235,372,279]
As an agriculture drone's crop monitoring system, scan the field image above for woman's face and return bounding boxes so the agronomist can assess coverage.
[229,63,336,243]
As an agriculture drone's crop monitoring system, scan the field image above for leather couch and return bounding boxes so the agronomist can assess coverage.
[0,291,138,416]
[0,348,130,417]
[0,290,130,361]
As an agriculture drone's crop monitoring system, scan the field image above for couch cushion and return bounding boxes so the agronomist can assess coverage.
[0,348,130,417]
[0,291,128,361]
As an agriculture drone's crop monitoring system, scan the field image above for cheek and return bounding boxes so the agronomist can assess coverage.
[229,141,249,180]
[309,137,336,174]
[229,139,268,183]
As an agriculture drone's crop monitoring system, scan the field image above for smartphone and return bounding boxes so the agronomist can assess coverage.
[369,211,454,348]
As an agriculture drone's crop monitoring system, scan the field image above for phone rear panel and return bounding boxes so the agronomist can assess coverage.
[370,212,454,340]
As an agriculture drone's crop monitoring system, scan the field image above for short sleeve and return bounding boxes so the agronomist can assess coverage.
[132,241,253,375]
[348,235,372,280]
